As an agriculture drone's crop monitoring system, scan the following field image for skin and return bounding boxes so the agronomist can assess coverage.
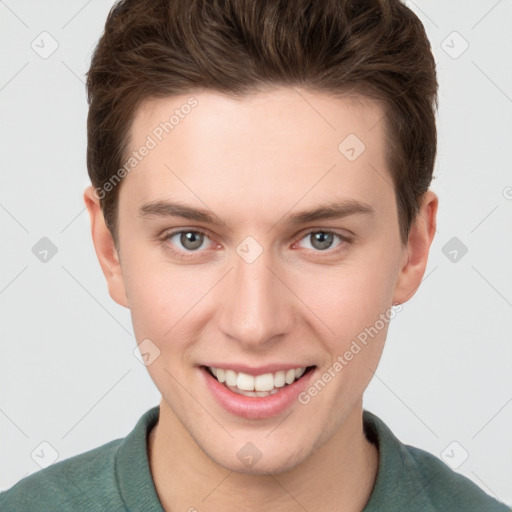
[84,87,437,511]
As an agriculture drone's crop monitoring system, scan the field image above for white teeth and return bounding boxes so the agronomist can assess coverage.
[237,372,255,391]
[225,369,237,387]
[255,373,274,392]
[216,368,226,383]
[274,370,286,388]
[285,369,296,385]
[208,366,310,392]
[295,367,306,379]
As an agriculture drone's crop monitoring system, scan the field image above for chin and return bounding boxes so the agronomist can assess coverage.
[207,442,311,476]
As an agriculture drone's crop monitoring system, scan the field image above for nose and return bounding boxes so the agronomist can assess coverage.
[217,244,295,349]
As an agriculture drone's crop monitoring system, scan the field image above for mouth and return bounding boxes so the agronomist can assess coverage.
[201,364,316,397]
[198,365,317,420]
[199,363,318,419]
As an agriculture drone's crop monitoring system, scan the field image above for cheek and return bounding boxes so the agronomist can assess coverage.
[124,263,200,395]
[293,249,400,401]
[294,256,398,342]
[120,243,193,343]
[127,272,195,342]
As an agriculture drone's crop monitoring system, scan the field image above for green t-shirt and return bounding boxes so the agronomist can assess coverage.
[0,406,508,511]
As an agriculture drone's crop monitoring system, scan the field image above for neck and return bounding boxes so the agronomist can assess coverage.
[148,399,378,512]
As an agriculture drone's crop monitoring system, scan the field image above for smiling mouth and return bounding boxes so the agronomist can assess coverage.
[202,365,316,397]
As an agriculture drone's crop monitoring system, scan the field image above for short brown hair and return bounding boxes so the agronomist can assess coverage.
[86,0,438,247]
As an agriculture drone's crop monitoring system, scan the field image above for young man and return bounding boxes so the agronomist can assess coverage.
[0,0,509,510]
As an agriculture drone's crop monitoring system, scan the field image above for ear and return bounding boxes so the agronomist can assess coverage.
[83,186,129,308]
[392,190,438,305]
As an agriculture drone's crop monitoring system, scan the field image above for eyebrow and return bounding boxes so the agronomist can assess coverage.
[137,198,374,228]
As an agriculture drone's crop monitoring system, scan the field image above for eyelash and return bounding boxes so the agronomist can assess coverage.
[159,228,352,260]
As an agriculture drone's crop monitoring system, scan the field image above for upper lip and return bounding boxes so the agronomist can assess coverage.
[201,363,315,376]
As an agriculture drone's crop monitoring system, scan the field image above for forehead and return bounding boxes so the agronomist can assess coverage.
[132,87,386,149]
[119,87,392,226]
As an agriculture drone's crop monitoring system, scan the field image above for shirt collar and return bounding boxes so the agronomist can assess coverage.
[115,405,164,511]
[362,409,437,511]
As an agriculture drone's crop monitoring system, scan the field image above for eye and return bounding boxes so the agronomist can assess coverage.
[295,230,349,253]
[163,229,215,255]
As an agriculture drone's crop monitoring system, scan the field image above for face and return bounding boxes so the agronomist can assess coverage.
[85,87,436,475]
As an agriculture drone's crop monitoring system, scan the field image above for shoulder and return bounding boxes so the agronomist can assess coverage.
[403,442,509,511]
[0,438,125,512]
[363,410,510,512]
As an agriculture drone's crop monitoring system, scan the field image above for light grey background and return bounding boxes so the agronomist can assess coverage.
[1,0,511,505]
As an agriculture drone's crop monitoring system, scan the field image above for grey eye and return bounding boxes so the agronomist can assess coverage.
[310,232,335,250]
[298,231,343,252]
[169,231,206,251]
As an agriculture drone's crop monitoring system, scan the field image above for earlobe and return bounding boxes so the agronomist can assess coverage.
[392,190,438,305]
[83,186,129,309]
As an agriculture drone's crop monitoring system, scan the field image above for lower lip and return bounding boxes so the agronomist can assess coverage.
[200,366,316,420]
